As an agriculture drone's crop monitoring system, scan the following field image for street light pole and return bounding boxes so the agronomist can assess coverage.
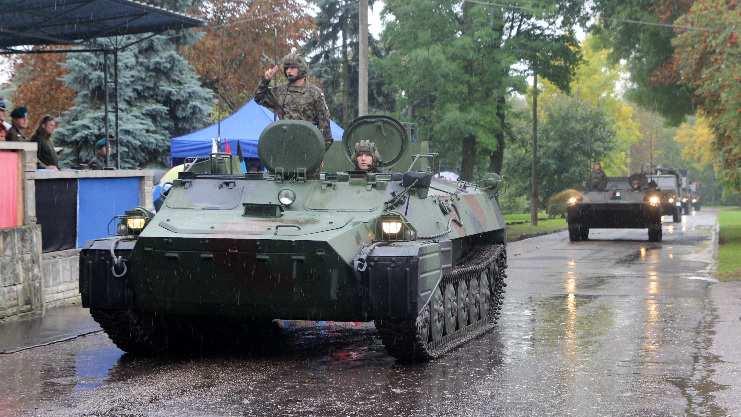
[531,71,539,226]
[358,0,369,116]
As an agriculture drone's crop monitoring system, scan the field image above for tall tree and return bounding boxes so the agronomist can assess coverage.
[54,0,213,168]
[184,0,314,114]
[593,0,695,124]
[10,49,75,132]
[381,0,587,180]
[673,0,740,191]
[539,36,641,175]
[537,94,616,200]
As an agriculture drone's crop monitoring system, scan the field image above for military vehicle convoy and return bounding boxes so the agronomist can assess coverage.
[647,173,682,223]
[79,115,508,362]
[567,174,663,242]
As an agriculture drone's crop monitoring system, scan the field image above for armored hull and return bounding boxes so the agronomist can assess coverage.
[567,177,663,242]
[80,117,508,361]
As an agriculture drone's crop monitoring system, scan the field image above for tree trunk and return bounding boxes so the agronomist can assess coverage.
[489,93,506,174]
[461,133,477,181]
[341,15,350,126]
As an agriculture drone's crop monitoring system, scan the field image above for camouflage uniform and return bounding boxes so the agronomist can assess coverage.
[6,125,28,142]
[254,53,333,149]
[588,168,607,191]
[87,154,108,170]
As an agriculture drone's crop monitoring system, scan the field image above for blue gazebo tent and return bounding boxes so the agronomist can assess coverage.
[170,99,344,162]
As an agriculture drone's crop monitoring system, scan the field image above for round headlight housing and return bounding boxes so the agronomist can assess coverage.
[278,189,296,206]
[567,197,578,206]
[648,195,661,206]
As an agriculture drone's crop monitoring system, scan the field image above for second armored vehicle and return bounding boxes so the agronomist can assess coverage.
[567,174,663,242]
[79,116,508,362]
[647,173,682,223]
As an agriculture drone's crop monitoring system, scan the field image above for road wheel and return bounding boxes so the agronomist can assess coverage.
[568,223,581,241]
[430,287,445,343]
[442,282,457,335]
[648,225,662,242]
[673,208,681,223]
[468,276,481,324]
[478,271,491,321]
[456,280,469,329]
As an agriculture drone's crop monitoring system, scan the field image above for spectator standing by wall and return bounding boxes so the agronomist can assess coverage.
[31,115,59,170]
[0,99,11,131]
[6,106,29,142]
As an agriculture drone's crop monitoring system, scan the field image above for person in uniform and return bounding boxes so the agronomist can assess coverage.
[629,173,646,191]
[588,161,607,191]
[353,140,380,172]
[88,138,113,170]
[255,52,333,149]
[6,106,29,142]
[0,98,11,131]
[30,115,60,170]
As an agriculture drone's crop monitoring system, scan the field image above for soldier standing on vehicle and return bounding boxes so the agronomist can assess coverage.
[588,161,607,191]
[353,140,380,172]
[255,52,333,149]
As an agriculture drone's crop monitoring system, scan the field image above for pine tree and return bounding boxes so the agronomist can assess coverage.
[56,0,213,168]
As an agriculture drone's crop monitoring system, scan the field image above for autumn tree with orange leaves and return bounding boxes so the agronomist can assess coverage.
[11,49,74,133]
[184,0,314,115]
[674,0,740,191]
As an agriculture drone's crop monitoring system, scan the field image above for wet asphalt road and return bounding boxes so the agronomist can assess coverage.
[1,209,739,417]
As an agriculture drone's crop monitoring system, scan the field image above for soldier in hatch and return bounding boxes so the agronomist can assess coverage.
[588,161,607,191]
[255,52,333,150]
[352,140,381,173]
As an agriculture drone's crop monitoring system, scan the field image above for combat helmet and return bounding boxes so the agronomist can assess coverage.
[353,139,381,171]
[282,52,308,81]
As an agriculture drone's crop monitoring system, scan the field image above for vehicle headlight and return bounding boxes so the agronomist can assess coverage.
[682,197,688,203]
[567,197,578,206]
[648,195,661,206]
[692,198,697,203]
[126,217,147,231]
[278,189,296,206]
[116,208,153,236]
[377,214,416,241]
[668,197,675,203]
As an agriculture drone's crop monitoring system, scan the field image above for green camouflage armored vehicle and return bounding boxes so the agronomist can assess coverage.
[567,173,663,242]
[79,115,508,362]
[647,173,682,223]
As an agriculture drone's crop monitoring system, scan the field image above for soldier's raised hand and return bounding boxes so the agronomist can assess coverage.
[264,65,280,80]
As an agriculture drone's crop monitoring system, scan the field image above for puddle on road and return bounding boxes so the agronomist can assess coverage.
[72,346,123,392]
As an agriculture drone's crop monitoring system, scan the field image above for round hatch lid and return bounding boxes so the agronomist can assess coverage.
[259,120,325,175]
[342,115,408,168]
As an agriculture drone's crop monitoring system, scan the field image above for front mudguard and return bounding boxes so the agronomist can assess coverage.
[79,237,137,309]
[362,242,445,321]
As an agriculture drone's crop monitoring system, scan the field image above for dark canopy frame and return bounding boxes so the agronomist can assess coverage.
[0,0,204,168]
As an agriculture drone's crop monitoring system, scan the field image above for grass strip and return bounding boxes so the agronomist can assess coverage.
[506,217,567,242]
[717,208,741,281]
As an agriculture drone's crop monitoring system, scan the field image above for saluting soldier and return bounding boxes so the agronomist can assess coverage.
[255,52,333,149]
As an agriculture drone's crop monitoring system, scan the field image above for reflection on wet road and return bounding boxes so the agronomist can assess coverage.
[1,210,740,416]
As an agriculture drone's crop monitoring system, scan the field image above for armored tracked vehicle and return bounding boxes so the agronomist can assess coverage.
[79,116,508,362]
[647,174,682,223]
[567,174,663,242]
